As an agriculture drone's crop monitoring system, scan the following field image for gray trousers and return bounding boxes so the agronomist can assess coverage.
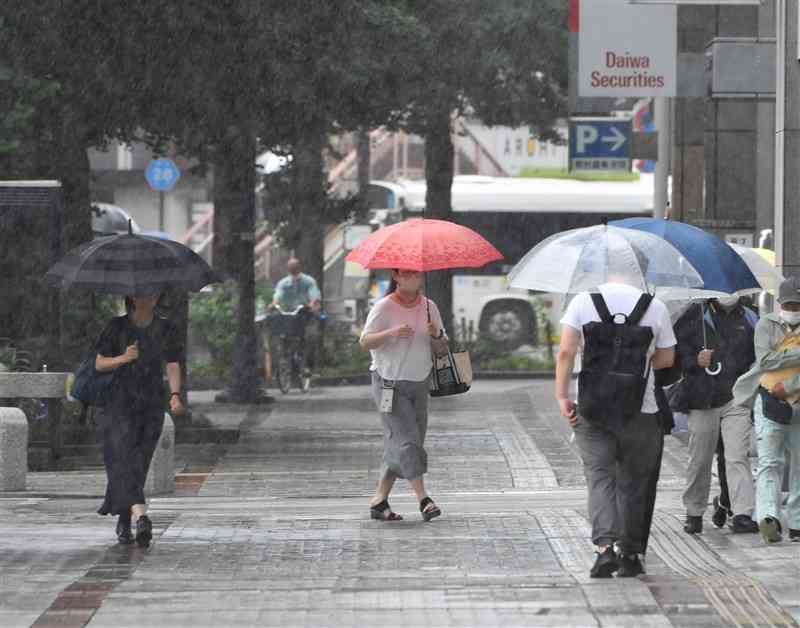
[573,412,664,555]
[371,372,429,480]
[682,401,754,517]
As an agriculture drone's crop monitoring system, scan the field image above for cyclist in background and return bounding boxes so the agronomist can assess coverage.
[271,257,321,313]
[270,258,322,376]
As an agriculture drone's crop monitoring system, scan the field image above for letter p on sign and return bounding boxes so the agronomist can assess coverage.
[576,125,598,153]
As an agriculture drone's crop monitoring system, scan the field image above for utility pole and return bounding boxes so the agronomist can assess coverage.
[654,97,671,219]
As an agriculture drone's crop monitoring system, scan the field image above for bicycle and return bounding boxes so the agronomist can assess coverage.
[266,305,313,394]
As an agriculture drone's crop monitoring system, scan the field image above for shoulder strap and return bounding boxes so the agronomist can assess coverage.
[742,306,759,330]
[119,317,128,356]
[627,293,654,326]
[590,293,613,323]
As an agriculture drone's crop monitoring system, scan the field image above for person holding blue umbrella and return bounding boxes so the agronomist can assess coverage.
[672,295,759,535]
[611,218,764,538]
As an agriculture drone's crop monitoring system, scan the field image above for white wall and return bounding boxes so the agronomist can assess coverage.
[462,122,568,175]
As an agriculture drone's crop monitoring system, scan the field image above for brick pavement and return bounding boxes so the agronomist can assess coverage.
[0,380,797,627]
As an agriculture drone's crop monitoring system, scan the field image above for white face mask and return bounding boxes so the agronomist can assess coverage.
[780,308,800,326]
[716,296,739,309]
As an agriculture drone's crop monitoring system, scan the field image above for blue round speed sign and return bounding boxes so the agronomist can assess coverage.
[145,158,181,191]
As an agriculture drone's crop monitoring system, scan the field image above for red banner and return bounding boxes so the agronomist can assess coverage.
[569,0,579,32]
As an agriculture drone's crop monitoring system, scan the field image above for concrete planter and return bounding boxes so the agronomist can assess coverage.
[0,372,70,399]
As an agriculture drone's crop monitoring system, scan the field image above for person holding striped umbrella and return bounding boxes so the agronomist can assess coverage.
[46,222,215,546]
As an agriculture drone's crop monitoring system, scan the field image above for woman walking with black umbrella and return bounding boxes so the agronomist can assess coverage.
[95,294,184,546]
[45,224,215,546]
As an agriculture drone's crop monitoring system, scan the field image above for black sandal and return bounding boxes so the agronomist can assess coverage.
[420,497,441,522]
[370,499,403,521]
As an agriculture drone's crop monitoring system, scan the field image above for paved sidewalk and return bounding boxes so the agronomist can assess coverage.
[1,381,799,627]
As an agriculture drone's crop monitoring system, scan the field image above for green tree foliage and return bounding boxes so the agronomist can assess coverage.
[257,1,421,287]
[398,0,568,329]
[0,1,149,365]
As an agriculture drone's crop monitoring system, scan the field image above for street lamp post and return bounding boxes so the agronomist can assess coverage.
[774,0,786,272]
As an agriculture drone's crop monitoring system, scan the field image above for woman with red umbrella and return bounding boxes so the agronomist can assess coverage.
[360,269,449,521]
[350,218,502,521]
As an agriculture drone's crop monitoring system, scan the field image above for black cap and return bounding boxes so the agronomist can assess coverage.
[778,276,800,305]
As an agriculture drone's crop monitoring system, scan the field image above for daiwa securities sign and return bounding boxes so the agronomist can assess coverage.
[578,0,677,97]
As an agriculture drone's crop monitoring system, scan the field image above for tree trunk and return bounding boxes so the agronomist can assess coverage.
[293,122,327,297]
[423,109,455,333]
[42,119,92,370]
[213,130,261,402]
[212,167,236,279]
[356,127,371,200]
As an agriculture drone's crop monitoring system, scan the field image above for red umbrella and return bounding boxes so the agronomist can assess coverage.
[345,218,502,271]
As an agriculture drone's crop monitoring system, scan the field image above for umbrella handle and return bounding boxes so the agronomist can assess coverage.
[424,267,431,322]
[700,303,722,375]
[705,362,722,376]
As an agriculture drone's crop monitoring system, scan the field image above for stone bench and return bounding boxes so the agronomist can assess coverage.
[0,373,175,495]
[0,407,27,490]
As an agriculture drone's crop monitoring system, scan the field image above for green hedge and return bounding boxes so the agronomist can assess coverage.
[189,279,273,367]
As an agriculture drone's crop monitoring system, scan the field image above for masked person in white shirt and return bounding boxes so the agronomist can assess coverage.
[732,276,800,543]
[556,280,676,578]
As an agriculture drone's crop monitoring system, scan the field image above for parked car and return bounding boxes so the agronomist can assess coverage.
[91,202,142,236]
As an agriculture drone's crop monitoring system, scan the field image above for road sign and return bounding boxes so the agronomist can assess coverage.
[578,0,677,97]
[145,158,181,192]
[568,118,632,172]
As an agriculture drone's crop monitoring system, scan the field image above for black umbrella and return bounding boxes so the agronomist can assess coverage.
[45,222,217,295]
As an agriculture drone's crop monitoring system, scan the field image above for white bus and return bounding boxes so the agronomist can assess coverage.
[365,174,655,350]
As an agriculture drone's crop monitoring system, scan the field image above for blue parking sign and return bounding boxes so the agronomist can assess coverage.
[568,118,632,172]
[145,158,181,191]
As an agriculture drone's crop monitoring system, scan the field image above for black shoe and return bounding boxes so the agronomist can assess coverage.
[589,546,619,578]
[684,515,702,534]
[731,514,759,534]
[116,517,133,545]
[759,516,782,543]
[789,529,800,542]
[711,496,731,528]
[617,553,645,578]
[135,515,153,548]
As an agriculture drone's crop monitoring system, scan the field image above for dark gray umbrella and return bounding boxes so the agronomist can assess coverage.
[45,222,216,295]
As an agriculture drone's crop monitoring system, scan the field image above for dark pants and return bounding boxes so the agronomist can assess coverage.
[573,412,665,555]
[96,403,164,517]
[716,432,731,511]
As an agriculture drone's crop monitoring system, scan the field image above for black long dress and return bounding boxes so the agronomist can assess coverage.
[95,314,182,517]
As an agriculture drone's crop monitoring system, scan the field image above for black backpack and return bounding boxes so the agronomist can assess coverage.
[578,292,654,424]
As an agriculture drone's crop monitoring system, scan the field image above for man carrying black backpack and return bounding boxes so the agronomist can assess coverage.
[556,281,676,578]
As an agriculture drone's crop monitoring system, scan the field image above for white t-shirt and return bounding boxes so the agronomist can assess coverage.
[361,294,445,382]
[560,282,676,414]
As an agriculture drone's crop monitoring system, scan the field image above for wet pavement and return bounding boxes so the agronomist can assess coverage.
[1,380,799,627]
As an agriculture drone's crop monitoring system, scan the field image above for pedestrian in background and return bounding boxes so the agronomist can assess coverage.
[556,280,676,578]
[733,276,800,543]
[673,296,759,535]
[271,257,322,374]
[359,269,449,522]
[95,294,184,546]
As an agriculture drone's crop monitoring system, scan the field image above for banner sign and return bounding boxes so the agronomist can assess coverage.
[578,0,677,97]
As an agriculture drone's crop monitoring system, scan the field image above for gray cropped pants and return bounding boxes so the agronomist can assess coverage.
[371,371,429,480]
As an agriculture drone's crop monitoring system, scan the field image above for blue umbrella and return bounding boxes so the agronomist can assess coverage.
[610,218,759,294]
